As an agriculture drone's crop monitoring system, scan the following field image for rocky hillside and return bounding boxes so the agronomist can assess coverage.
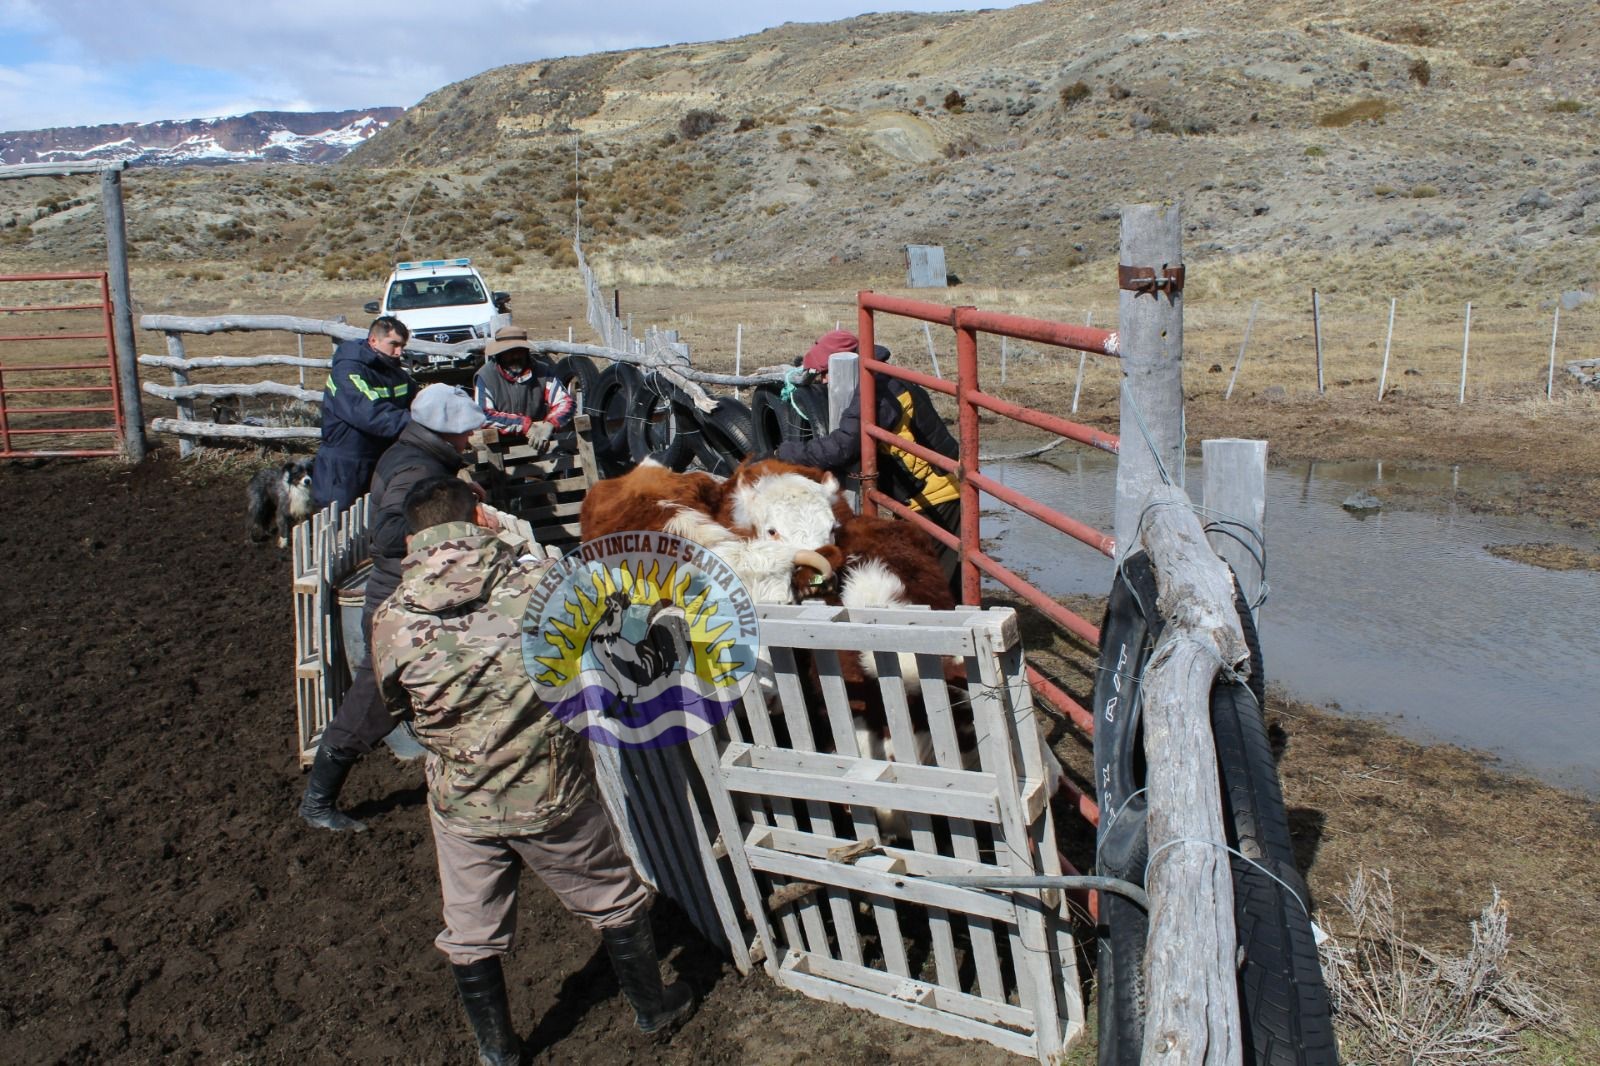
[1,0,1595,290]
[0,108,404,168]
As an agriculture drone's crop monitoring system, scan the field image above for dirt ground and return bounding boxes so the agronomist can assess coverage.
[0,454,1020,1066]
[3,277,1596,1063]
[3,450,1595,1065]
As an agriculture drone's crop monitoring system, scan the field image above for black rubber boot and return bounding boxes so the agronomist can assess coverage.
[601,919,697,1037]
[297,744,367,832]
[452,957,521,1066]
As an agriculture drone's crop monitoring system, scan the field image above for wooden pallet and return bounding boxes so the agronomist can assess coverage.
[471,413,600,558]
[688,603,1084,1062]
[291,495,369,765]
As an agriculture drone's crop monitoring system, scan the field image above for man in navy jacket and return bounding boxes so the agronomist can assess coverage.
[312,316,416,512]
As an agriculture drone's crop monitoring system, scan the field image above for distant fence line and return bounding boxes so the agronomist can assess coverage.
[135,312,799,453]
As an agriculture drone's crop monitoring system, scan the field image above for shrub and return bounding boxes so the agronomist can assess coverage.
[1373,184,1396,196]
[1317,98,1394,127]
[1408,184,1440,198]
[942,90,966,112]
[1549,99,1584,114]
[735,116,757,132]
[678,109,722,140]
[1409,58,1431,86]
[1107,83,1131,100]
[1059,80,1091,108]
[1304,145,1326,157]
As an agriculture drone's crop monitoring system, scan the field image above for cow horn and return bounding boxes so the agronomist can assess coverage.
[792,548,833,584]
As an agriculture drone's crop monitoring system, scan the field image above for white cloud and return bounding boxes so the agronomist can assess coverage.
[2,0,1032,131]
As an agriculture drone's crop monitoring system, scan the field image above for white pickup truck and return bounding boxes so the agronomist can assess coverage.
[363,258,511,371]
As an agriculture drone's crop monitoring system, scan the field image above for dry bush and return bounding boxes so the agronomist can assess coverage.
[1318,868,1568,1065]
[942,89,966,112]
[1409,58,1432,86]
[1059,80,1091,108]
[1318,99,1394,127]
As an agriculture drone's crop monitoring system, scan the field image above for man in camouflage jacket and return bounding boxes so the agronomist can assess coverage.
[372,477,695,1065]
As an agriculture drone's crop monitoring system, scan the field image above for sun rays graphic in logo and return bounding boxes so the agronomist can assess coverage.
[522,530,760,749]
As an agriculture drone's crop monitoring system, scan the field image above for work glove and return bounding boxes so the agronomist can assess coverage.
[525,421,555,448]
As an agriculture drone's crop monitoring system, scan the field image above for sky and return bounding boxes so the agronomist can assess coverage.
[0,0,1035,132]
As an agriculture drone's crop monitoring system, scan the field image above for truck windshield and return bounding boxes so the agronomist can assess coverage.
[386,275,487,310]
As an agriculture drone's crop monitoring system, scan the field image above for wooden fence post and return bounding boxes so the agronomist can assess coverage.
[1312,288,1325,394]
[830,351,861,509]
[1547,306,1560,400]
[1377,297,1395,401]
[1201,439,1267,620]
[1114,203,1185,560]
[100,165,147,461]
[1224,299,1258,400]
[1071,310,1091,414]
[1459,301,1472,404]
[164,331,193,459]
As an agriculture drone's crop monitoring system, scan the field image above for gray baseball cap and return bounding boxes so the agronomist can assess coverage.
[410,383,484,434]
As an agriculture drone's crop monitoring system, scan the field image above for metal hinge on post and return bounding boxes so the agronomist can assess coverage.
[1118,264,1186,298]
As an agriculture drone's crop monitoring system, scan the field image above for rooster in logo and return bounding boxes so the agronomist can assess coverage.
[588,590,692,707]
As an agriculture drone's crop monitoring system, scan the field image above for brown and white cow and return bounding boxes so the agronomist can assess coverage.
[578,457,838,604]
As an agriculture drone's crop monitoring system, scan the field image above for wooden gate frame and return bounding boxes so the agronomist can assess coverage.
[688,602,1084,1063]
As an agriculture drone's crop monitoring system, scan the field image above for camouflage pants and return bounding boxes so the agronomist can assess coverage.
[430,797,650,965]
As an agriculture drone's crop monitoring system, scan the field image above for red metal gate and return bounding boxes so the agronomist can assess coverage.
[856,291,1122,829]
[0,271,125,458]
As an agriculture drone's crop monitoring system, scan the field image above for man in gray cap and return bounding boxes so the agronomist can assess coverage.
[300,384,490,831]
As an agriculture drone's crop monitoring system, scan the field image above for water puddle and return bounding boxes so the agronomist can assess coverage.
[984,453,1600,796]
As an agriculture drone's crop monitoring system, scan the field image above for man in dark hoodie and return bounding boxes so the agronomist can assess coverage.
[311,316,416,513]
[299,383,488,832]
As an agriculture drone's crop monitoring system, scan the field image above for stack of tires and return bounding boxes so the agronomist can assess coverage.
[566,357,829,478]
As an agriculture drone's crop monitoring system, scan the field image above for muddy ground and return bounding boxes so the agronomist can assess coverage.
[1,450,1595,1064]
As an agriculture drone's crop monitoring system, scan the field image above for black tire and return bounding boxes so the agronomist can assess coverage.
[1092,552,1335,1066]
[554,355,601,411]
[549,356,599,455]
[681,396,755,475]
[626,372,681,464]
[780,382,829,444]
[586,362,640,463]
[749,384,787,456]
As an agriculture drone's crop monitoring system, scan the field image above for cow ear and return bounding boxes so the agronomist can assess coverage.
[820,473,840,495]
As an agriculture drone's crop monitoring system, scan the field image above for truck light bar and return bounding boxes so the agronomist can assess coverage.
[395,258,472,270]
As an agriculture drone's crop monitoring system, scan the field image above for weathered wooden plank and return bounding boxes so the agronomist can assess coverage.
[719,744,1003,822]
[142,380,321,403]
[771,646,865,967]
[745,844,1018,923]
[777,952,1038,1058]
[139,353,332,371]
[784,949,1036,1031]
[688,730,784,978]
[150,417,320,441]
[870,649,960,989]
[754,617,977,658]
[737,653,828,955]
[1137,483,1245,1066]
[971,623,1064,1058]
[744,824,1008,880]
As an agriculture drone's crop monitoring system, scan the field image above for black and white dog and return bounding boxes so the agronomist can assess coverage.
[247,459,316,547]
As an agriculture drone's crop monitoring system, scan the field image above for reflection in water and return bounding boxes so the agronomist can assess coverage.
[985,454,1600,796]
